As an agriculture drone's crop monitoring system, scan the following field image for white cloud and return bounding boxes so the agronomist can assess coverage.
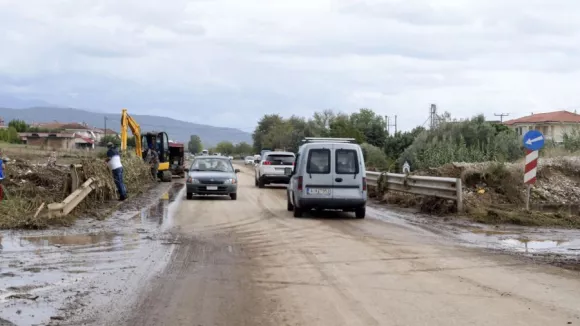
[1,0,580,131]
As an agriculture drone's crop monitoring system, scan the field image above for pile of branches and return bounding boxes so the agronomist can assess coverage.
[0,156,154,229]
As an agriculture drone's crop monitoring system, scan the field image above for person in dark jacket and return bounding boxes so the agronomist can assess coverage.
[0,150,5,201]
[105,143,127,201]
[145,145,159,181]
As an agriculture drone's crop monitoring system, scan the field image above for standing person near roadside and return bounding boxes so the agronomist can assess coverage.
[105,142,127,201]
[0,150,5,201]
[145,145,159,181]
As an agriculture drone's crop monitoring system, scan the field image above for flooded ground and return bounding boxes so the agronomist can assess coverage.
[368,203,580,269]
[0,182,185,326]
[1,183,579,325]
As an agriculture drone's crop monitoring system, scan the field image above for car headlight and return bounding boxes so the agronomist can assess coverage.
[223,178,237,184]
[187,177,200,184]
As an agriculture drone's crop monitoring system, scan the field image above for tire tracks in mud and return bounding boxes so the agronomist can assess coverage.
[93,164,580,326]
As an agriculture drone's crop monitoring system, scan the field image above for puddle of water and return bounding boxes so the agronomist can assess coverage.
[459,230,580,255]
[0,183,185,325]
[136,183,184,229]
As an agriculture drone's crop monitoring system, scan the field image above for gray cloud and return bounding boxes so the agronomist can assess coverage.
[1,0,580,132]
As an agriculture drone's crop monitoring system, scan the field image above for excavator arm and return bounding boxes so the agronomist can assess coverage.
[120,108,142,156]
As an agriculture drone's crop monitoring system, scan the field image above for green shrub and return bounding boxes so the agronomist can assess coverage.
[361,143,392,171]
[399,115,522,170]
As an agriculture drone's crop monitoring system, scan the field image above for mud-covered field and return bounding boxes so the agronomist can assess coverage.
[0,181,184,325]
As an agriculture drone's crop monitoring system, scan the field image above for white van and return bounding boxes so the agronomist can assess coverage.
[286,138,367,218]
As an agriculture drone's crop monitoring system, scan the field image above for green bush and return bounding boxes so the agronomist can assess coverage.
[562,129,580,152]
[399,115,522,170]
[361,143,391,171]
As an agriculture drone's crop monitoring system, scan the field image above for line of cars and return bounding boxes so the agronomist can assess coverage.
[183,138,368,219]
[253,138,368,219]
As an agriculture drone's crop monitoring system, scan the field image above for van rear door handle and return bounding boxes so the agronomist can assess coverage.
[335,178,343,182]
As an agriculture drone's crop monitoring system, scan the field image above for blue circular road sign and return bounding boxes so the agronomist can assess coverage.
[522,130,545,151]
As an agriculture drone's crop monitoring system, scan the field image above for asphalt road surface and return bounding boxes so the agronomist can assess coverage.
[119,164,580,326]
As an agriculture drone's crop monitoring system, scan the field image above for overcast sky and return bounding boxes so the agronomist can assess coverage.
[1,0,580,132]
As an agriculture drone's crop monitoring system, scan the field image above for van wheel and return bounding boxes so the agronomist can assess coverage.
[355,206,366,219]
[230,193,237,200]
[254,177,258,187]
[287,192,294,211]
[258,178,265,189]
[186,192,193,200]
[293,196,303,218]
[293,206,303,218]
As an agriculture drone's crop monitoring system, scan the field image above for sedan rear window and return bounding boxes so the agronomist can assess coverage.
[265,154,295,165]
[307,149,330,174]
[336,149,359,174]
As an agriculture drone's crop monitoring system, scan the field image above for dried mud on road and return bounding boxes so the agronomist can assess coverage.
[2,163,580,325]
[111,165,580,325]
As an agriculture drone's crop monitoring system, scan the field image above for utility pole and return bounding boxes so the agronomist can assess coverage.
[494,113,509,123]
[386,115,397,134]
[104,116,108,144]
[429,104,438,129]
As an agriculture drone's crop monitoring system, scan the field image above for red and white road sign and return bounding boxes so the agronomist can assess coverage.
[524,149,538,184]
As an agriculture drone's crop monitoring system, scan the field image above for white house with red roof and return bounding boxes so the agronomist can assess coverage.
[504,110,580,143]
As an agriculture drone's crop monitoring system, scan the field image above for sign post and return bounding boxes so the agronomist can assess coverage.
[522,130,544,210]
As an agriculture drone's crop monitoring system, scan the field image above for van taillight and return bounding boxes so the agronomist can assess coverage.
[297,176,303,191]
[362,177,367,191]
[263,161,271,165]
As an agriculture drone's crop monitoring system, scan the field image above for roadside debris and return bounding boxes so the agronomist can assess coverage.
[6,293,39,301]
[381,155,580,227]
[0,155,154,229]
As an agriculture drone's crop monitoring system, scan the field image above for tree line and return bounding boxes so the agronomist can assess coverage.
[249,109,530,172]
[187,134,254,157]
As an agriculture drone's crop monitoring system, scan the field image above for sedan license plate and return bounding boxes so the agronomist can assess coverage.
[206,186,218,191]
[307,188,331,195]
[284,168,292,175]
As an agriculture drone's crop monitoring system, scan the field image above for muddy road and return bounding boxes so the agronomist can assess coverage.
[107,165,580,325]
[2,165,580,325]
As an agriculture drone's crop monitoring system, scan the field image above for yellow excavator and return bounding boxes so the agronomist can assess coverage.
[120,108,172,182]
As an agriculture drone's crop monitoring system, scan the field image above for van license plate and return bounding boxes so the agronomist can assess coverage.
[206,186,218,190]
[307,188,331,195]
[284,168,292,175]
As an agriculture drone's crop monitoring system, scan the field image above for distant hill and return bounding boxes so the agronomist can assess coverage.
[0,107,252,147]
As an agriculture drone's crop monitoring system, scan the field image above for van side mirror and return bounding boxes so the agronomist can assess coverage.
[234,169,240,173]
[254,159,260,164]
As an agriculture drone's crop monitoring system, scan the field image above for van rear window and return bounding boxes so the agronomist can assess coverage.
[265,154,295,165]
[336,149,359,174]
[307,149,331,174]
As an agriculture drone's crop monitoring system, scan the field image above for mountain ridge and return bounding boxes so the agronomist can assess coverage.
[0,107,252,146]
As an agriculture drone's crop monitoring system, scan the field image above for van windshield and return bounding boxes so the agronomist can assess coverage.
[265,154,294,166]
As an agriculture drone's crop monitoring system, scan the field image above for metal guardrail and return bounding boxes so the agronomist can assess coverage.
[48,177,96,218]
[366,171,463,212]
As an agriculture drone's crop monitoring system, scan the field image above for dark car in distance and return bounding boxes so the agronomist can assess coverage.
[185,156,240,200]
